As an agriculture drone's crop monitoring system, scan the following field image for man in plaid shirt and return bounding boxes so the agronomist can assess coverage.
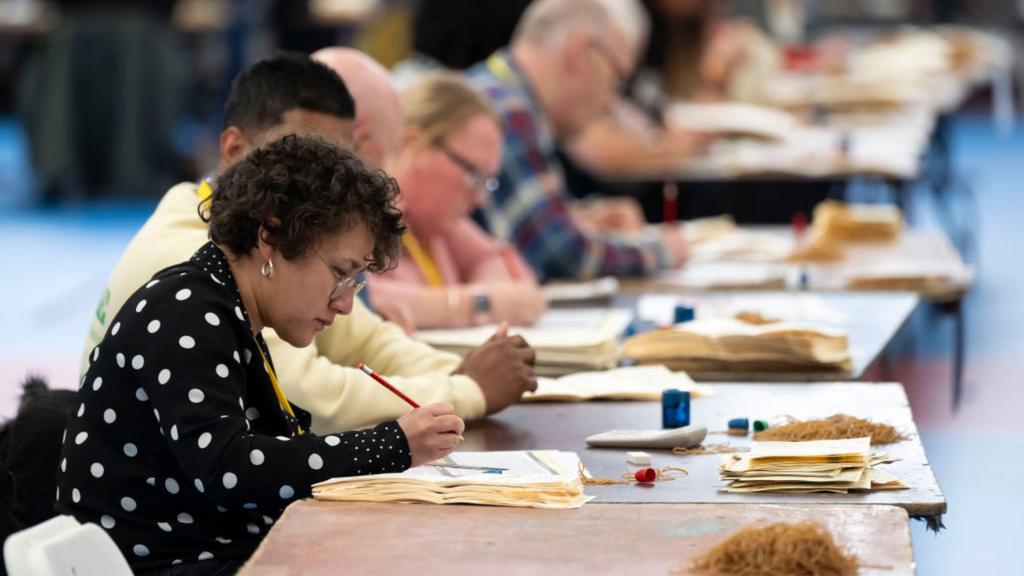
[465,0,688,281]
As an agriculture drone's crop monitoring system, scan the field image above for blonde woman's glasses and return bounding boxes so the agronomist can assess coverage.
[439,142,500,193]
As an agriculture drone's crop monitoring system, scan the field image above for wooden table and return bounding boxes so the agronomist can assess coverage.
[461,382,945,523]
[239,501,915,576]
[618,291,918,381]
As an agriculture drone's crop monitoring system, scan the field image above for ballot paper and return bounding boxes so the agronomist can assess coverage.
[665,101,800,141]
[622,317,851,374]
[717,294,846,327]
[657,262,790,290]
[541,277,619,303]
[839,261,974,294]
[680,215,738,245]
[688,229,796,263]
[719,437,908,494]
[634,294,846,328]
[523,365,712,403]
[414,308,633,376]
[312,450,593,509]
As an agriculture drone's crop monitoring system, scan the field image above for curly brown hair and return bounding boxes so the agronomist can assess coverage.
[204,134,405,272]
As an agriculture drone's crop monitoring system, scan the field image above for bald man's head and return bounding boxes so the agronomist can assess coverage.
[313,48,403,170]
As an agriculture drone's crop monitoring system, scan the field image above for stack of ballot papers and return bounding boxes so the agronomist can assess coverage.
[414,308,632,376]
[621,317,852,374]
[809,201,903,244]
[312,450,593,509]
[720,437,908,493]
[523,365,711,402]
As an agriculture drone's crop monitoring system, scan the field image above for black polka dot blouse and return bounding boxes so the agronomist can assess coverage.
[56,242,411,572]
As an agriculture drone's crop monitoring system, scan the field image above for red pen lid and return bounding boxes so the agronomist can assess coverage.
[634,467,657,483]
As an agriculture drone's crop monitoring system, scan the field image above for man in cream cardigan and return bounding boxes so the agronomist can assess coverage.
[82,52,537,433]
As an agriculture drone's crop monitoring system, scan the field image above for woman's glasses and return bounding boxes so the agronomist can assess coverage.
[316,253,366,301]
[439,142,500,193]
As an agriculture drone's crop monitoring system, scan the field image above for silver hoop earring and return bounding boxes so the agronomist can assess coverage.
[260,258,274,278]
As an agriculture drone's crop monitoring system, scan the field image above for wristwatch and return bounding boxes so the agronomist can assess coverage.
[472,291,492,325]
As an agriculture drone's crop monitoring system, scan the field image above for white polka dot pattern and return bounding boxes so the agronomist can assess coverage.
[55,243,412,567]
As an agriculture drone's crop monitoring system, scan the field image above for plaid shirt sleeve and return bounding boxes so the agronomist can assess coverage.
[482,108,670,282]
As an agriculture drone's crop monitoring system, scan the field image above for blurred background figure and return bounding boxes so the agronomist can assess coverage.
[367,73,546,329]
[16,0,187,203]
[465,0,689,281]
[313,46,404,170]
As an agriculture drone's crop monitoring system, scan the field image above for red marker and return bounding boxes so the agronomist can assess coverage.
[662,182,679,224]
[357,363,420,408]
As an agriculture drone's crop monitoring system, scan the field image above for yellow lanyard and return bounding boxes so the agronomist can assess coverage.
[402,233,445,288]
[202,177,303,435]
[486,53,517,83]
[255,341,305,435]
[197,178,215,210]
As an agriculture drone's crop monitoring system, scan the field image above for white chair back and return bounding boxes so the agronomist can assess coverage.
[4,515,133,576]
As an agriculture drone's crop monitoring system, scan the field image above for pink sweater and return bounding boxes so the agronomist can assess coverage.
[368,217,537,301]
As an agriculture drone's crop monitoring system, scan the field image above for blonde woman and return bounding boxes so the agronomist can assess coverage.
[367,74,547,329]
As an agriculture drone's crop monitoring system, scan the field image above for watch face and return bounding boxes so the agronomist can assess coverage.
[473,293,492,314]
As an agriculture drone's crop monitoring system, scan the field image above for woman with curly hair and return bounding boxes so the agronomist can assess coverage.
[56,135,465,575]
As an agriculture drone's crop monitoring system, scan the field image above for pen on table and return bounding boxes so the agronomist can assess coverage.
[357,362,464,440]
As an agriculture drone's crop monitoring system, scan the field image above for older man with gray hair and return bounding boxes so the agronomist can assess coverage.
[466,0,688,282]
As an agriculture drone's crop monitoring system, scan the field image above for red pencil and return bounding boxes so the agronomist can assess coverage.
[357,362,421,408]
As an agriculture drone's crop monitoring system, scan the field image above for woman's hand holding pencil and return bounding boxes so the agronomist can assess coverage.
[358,363,465,466]
[396,403,466,467]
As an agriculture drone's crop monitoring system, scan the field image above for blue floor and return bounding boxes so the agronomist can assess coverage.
[3,114,1024,572]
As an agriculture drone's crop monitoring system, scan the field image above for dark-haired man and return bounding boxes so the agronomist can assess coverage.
[83,52,536,435]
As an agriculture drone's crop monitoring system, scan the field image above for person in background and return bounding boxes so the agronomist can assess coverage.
[638,0,780,103]
[60,135,464,575]
[559,0,715,190]
[367,74,546,330]
[312,47,404,171]
[465,0,688,281]
[82,52,537,437]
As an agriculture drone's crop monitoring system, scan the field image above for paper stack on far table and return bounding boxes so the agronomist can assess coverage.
[621,317,852,374]
[312,450,593,509]
[523,365,712,403]
[414,308,632,376]
[811,201,903,243]
[720,437,908,494]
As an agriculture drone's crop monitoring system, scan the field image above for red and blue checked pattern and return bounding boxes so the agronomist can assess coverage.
[466,51,669,281]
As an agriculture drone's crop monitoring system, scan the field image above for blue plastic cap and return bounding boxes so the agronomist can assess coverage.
[673,305,695,324]
[727,417,749,430]
[662,388,685,402]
